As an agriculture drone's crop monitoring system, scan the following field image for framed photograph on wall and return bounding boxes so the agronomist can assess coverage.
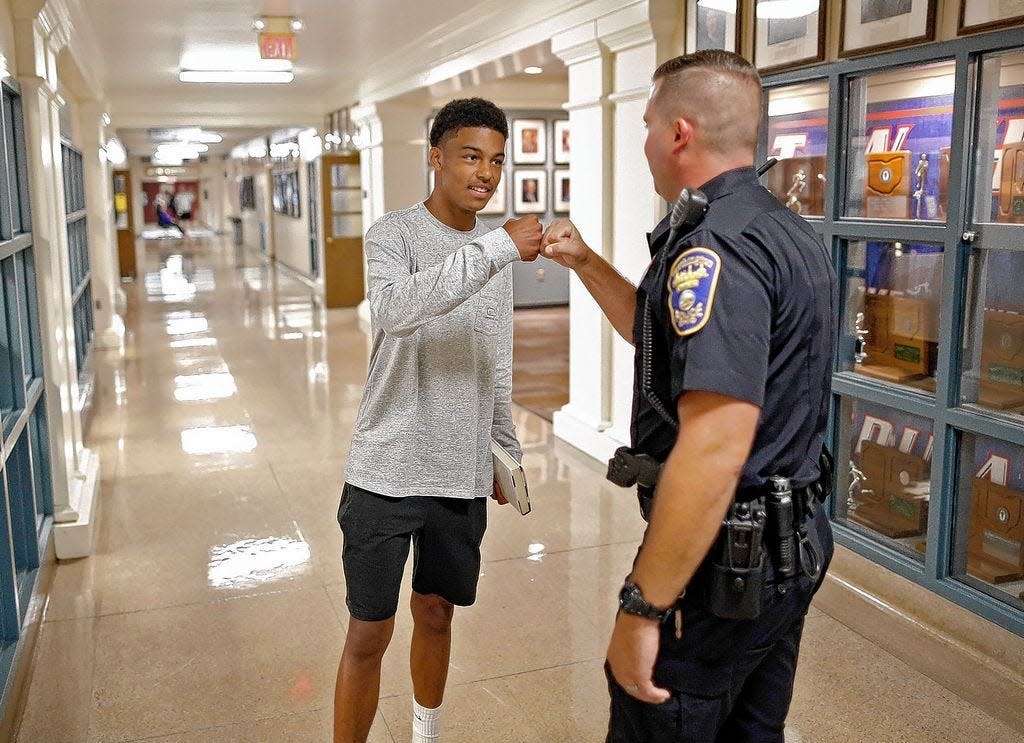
[686,0,739,53]
[513,169,546,214]
[841,0,937,57]
[513,119,546,164]
[958,0,1024,34]
[754,2,825,73]
[479,173,508,215]
[554,120,570,165]
[553,170,570,214]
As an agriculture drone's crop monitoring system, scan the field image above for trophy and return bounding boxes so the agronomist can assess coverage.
[849,440,929,538]
[998,142,1024,223]
[785,169,808,214]
[912,153,928,220]
[967,479,1024,583]
[979,309,1024,409]
[865,150,912,218]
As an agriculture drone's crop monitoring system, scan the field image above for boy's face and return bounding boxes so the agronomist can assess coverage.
[430,126,505,214]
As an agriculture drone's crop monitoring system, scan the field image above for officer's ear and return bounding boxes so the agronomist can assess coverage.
[672,117,693,155]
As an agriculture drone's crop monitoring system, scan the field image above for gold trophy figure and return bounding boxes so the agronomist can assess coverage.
[912,153,929,220]
[785,169,808,214]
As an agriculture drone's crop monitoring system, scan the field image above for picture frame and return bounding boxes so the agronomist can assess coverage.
[754,1,825,73]
[686,0,740,53]
[479,172,508,216]
[958,0,1024,35]
[840,0,937,57]
[553,170,570,214]
[553,120,570,165]
[512,119,546,165]
[273,170,301,218]
[513,169,546,214]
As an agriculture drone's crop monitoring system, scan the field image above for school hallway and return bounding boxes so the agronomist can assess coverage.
[8,233,1021,742]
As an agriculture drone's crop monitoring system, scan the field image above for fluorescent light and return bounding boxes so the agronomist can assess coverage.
[180,46,292,72]
[524,66,543,74]
[179,69,294,84]
[755,0,818,19]
[105,138,127,166]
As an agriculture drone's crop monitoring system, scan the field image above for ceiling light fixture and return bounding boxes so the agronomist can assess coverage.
[697,0,738,12]
[179,69,294,84]
[252,15,304,33]
[524,66,543,74]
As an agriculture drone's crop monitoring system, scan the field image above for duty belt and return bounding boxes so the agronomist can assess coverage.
[606,446,827,582]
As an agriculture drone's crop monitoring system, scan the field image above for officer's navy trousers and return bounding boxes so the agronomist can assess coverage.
[607,502,834,743]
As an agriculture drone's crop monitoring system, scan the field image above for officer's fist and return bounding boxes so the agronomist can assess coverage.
[542,218,590,269]
[502,215,542,262]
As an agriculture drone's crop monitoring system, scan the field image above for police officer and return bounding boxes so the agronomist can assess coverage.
[542,50,836,741]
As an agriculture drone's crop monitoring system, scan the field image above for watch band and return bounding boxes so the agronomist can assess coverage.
[619,579,674,622]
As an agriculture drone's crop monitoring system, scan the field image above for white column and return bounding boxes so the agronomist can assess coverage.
[550,24,618,462]
[602,6,671,446]
[78,100,124,352]
[351,97,432,324]
[551,1,681,463]
[15,17,101,559]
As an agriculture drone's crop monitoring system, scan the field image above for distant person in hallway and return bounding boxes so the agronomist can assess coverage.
[334,97,542,743]
[173,186,196,222]
[541,50,836,742]
[154,192,185,236]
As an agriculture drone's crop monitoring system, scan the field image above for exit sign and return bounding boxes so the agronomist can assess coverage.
[259,33,295,60]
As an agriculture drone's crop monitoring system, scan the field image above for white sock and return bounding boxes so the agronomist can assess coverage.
[412,699,442,742]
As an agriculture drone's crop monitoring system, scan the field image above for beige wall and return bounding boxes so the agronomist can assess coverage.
[198,160,226,233]
[271,162,313,277]
[0,2,16,77]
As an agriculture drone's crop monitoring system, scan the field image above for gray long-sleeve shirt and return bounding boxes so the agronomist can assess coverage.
[344,202,523,499]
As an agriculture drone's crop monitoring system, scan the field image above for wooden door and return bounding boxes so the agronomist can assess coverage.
[321,153,364,308]
[113,169,136,278]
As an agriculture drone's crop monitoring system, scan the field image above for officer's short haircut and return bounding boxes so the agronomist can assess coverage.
[429,98,508,148]
[652,50,762,157]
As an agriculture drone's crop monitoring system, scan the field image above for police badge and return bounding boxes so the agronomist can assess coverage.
[668,247,721,336]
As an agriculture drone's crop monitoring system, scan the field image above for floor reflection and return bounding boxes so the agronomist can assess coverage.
[207,535,312,589]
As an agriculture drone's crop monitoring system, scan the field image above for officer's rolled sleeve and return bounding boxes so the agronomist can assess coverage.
[669,251,771,408]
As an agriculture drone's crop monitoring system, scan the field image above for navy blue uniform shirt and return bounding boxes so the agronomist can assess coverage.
[631,166,837,490]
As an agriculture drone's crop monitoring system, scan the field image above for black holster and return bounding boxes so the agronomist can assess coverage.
[606,447,662,521]
[708,499,767,620]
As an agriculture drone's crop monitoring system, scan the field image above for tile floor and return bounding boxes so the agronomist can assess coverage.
[12,235,1023,742]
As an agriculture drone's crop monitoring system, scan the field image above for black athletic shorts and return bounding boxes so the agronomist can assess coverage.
[337,482,488,622]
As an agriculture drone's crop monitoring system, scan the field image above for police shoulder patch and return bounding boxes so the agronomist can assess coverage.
[667,247,722,337]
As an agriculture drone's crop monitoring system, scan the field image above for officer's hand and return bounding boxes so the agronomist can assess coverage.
[491,478,508,506]
[607,611,671,704]
[502,216,542,262]
[541,218,590,269]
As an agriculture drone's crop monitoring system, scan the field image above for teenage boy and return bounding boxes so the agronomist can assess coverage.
[334,97,542,743]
